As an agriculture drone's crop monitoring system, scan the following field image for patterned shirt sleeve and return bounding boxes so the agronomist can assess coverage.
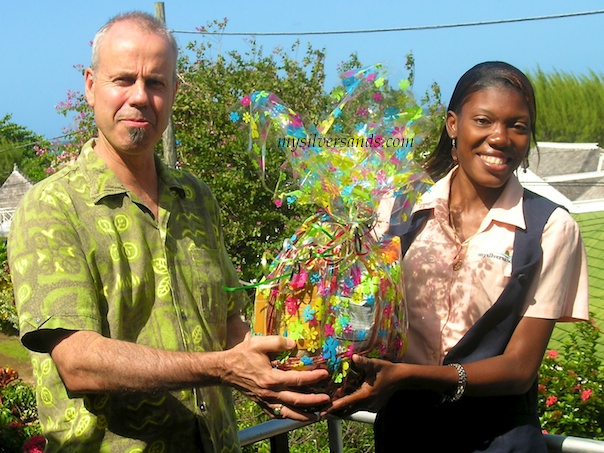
[8,177,103,353]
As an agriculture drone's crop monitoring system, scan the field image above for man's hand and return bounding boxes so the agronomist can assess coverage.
[221,332,331,421]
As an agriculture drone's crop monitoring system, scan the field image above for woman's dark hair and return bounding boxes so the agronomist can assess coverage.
[421,61,537,180]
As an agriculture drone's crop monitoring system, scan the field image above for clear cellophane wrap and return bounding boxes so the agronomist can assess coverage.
[233,64,433,397]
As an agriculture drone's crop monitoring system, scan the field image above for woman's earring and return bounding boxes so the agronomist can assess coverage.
[451,137,458,163]
[521,156,529,173]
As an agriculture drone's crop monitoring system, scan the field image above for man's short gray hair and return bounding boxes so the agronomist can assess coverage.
[90,11,178,78]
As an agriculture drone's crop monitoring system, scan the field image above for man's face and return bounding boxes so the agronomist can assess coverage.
[85,22,177,157]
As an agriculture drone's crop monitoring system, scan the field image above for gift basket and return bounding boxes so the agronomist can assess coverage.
[232,64,432,397]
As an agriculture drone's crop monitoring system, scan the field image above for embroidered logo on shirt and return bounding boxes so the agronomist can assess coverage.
[478,250,512,263]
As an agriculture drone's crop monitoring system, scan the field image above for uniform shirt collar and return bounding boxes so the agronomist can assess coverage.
[413,166,526,230]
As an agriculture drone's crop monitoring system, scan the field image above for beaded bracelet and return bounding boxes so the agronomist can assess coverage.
[442,362,467,403]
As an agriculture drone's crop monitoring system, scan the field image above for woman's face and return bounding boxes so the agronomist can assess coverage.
[446,86,531,190]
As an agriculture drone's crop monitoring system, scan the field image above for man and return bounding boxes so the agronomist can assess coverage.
[8,12,329,452]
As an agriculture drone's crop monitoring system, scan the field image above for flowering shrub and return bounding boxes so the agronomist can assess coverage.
[21,436,46,453]
[0,242,18,335]
[538,317,604,439]
[0,367,42,453]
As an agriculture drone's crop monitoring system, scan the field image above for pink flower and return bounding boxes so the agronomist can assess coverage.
[22,435,46,453]
[351,265,361,285]
[369,134,384,149]
[545,396,558,407]
[393,338,402,350]
[547,350,559,359]
[285,296,300,315]
[581,388,593,402]
[372,92,383,102]
[391,126,407,141]
[325,323,335,336]
[291,115,304,127]
[274,199,283,208]
[290,268,308,290]
[240,96,251,106]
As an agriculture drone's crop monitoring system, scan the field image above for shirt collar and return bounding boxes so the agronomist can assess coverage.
[413,166,526,230]
[77,138,186,203]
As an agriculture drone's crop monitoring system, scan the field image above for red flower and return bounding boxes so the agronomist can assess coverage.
[22,435,46,453]
[545,396,558,407]
[581,388,593,402]
[546,350,559,359]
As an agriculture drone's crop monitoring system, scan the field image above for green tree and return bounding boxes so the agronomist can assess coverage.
[0,115,52,184]
[173,19,329,282]
[527,68,604,145]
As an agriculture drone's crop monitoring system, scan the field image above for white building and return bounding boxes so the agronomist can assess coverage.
[517,142,604,213]
[0,165,33,237]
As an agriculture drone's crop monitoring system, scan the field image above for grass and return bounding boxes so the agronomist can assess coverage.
[547,212,604,361]
[0,334,30,362]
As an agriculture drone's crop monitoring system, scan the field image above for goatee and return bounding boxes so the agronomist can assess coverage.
[128,127,147,144]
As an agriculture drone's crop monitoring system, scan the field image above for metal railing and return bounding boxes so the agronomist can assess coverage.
[0,207,15,237]
[0,207,15,224]
[239,411,604,453]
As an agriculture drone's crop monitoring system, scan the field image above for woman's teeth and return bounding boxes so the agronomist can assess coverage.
[480,155,506,165]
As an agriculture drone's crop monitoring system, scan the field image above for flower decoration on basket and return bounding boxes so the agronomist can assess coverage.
[232,63,433,397]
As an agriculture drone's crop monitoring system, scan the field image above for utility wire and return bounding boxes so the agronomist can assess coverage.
[6,10,603,153]
[171,10,604,37]
[0,134,71,155]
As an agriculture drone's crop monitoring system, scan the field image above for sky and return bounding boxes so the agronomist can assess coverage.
[2,0,604,140]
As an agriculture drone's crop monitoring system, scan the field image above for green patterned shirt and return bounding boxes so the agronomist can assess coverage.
[8,139,247,453]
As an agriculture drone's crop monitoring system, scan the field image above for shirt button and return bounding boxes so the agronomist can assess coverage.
[199,402,207,411]
[180,311,187,320]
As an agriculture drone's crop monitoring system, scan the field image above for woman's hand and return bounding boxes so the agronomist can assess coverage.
[323,354,403,417]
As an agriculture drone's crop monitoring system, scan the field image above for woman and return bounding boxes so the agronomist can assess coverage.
[326,61,589,452]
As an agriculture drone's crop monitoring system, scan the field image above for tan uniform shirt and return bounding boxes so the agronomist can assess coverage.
[402,168,589,366]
